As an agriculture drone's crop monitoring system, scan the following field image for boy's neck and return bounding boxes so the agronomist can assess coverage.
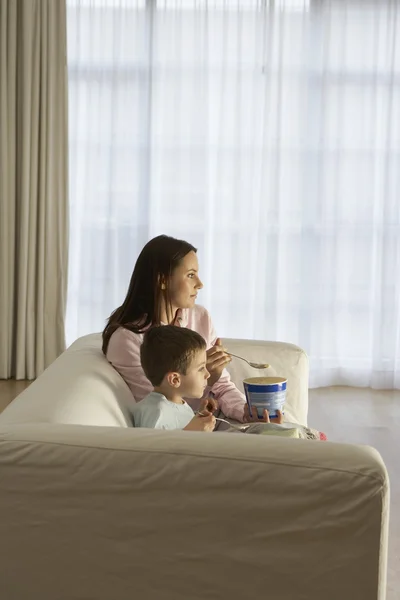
[153,385,184,404]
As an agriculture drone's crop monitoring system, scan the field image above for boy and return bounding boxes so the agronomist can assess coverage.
[132,325,216,431]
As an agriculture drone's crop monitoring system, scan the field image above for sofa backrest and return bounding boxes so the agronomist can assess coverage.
[0,334,132,427]
[1,333,310,428]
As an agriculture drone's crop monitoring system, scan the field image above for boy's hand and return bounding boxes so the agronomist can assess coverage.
[243,406,283,424]
[206,338,231,387]
[199,396,218,415]
[183,414,216,433]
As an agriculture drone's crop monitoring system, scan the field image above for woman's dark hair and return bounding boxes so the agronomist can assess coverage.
[102,235,196,354]
[140,325,206,387]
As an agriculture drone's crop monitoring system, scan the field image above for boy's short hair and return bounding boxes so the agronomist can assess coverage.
[140,325,207,386]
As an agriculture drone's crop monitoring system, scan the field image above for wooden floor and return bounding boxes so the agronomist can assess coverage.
[0,379,31,413]
[1,381,399,598]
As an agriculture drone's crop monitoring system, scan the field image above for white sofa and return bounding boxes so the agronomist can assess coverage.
[0,334,389,600]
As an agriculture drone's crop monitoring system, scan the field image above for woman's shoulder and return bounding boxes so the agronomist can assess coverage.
[109,325,143,343]
[107,326,143,359]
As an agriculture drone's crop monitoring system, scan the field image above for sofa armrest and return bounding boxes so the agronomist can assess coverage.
[223,338,309,426]
[0,423,388,600]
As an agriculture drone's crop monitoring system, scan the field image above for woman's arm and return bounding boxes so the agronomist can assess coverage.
[209,365,246,422]
[189,307,246,422]
[106,327,153,403]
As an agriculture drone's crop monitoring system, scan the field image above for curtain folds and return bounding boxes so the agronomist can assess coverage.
[0,0,69,379]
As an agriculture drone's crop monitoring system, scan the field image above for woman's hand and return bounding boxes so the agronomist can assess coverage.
[199,396,218,415]
[243,406,283,424]
[206,338,231,387]
[183,414,216,432]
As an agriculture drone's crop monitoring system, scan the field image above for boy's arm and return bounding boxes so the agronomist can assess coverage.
[133,402,215,432]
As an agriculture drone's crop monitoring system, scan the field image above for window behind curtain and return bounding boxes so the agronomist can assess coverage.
[67,0,400,389]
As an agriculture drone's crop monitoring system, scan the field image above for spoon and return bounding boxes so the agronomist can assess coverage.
[227,352,270,370]
[214,417,251,432]
[197,412,250,433]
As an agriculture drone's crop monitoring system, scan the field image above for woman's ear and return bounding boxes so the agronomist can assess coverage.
[158,274,167,290]
[166,372,181,388]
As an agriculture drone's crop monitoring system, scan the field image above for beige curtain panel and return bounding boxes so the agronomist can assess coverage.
[0,0,69,379]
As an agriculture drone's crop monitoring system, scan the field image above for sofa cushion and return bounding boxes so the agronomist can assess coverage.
[0,335,131,427]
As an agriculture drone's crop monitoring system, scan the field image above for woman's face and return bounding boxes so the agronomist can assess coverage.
[168,251,203,309]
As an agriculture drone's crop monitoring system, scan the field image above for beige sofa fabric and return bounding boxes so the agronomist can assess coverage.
[0,334,132,427]
[0,336,389,598]
[0,423,389,600]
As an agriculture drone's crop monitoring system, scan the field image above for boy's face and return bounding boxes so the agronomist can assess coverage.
[179,349,210,398]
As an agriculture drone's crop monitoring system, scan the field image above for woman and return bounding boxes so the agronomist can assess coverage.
[103,234,255,423]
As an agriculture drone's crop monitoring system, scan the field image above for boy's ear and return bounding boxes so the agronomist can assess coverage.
[166,372,181,388]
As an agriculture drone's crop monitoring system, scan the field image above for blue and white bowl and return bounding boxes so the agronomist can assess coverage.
[243,376,287,419]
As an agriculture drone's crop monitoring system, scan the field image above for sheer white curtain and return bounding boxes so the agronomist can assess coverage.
[67,0,400,389]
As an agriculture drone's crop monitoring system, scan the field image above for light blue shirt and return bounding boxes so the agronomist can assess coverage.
[132,391,195,430]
